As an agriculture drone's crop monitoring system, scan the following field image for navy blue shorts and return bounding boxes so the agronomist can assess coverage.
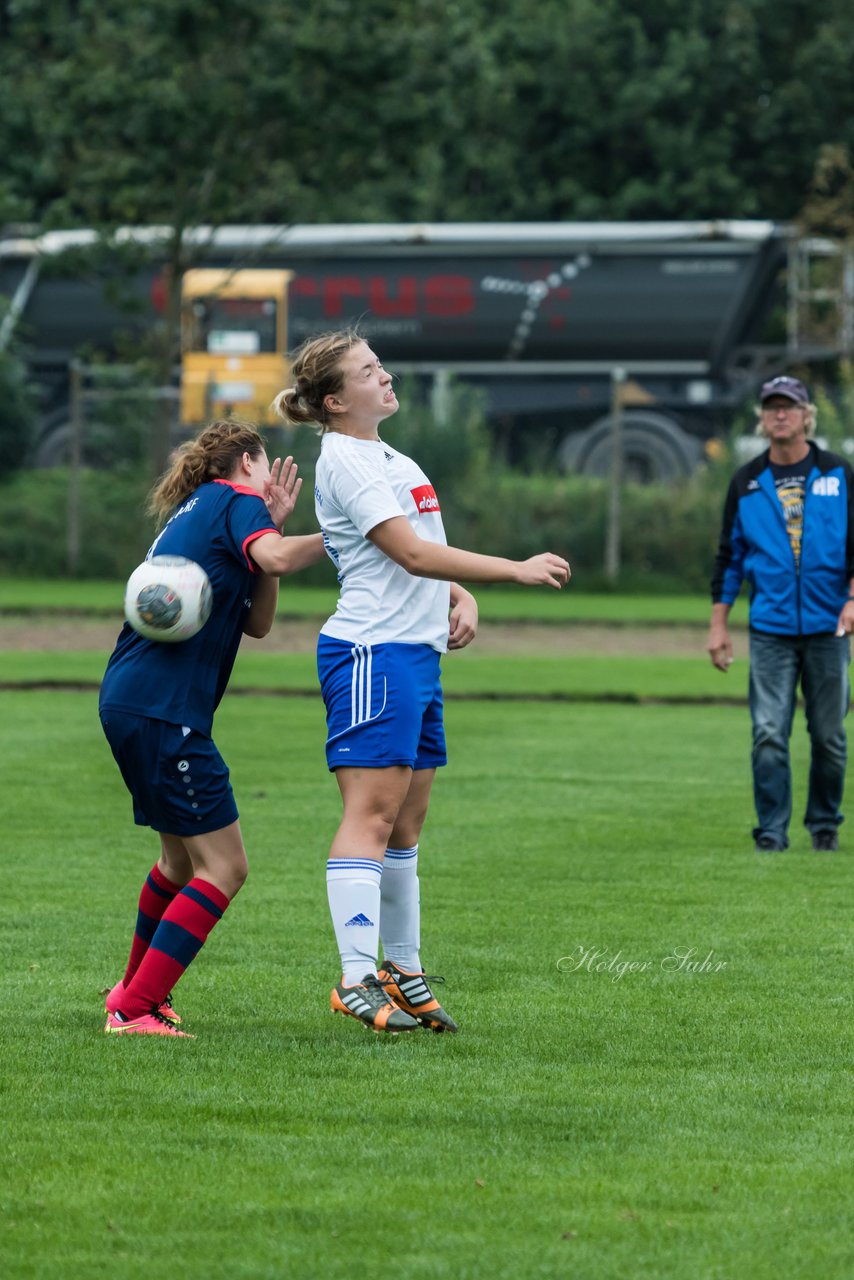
[100,711,238,836]
[317,636,447,771]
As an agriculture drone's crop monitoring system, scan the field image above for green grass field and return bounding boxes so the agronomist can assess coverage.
[0,649,750,704]
[1,595,851,1279]
[0,578,724,623]
[0,580,749,703]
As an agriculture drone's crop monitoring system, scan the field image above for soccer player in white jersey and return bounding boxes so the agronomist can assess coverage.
[274,331,570,1034]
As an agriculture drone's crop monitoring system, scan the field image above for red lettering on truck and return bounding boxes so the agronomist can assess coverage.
[368,277,418,316]
[424,274,474,317]
[290,274,475,319]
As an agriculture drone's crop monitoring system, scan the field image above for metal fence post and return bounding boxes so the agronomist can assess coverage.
[67,360,83,576]
[605,366,626,581]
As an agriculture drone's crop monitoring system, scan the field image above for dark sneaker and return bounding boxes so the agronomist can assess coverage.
[755,835,785,852]
[330,974,419,1033]
[376,959,459,1034]
[811,830,839,852]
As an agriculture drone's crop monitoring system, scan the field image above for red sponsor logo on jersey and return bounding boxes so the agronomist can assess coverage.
[411,484,441,515]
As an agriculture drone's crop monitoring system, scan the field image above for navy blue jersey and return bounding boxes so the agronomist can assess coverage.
[100,480,277,733]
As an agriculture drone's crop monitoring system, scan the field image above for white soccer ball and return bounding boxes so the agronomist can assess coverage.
[124,555,213,643]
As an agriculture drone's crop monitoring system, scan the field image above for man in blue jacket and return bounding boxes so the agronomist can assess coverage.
[708,375,854,852]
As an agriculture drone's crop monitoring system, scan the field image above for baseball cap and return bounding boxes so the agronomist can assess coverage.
[759,375,810,405]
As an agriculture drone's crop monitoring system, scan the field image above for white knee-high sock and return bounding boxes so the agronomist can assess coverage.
[326,857,383,986]
[380,844,421,971]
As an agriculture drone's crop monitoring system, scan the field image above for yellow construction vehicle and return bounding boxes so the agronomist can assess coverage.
[180,268,292,427]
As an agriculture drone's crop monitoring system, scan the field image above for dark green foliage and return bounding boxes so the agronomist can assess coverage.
[812,359,854,452]
[4,1,854,226]
[0,369,733,588]
[443,470,725,594]
[4,0,853,583]
[0,468,152,578]
[0,457,727,591]
[0,346,36,477]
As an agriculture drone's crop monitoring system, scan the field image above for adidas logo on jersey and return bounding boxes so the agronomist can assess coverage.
[384,450,394,462]
[344,912,374,927]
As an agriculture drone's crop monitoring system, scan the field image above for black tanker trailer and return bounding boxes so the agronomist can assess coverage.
[0,221,798,478]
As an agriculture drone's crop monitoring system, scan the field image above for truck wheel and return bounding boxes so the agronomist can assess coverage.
[32,423,77,469]
[558,411,703,484]
[31,420,138,469]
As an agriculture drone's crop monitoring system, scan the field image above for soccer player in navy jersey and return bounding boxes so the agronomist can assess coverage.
[100,420,325,1036]
[274,331,570,1034]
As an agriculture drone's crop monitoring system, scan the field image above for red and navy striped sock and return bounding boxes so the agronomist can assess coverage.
[116,878,230,1020]
[121,863,183,988]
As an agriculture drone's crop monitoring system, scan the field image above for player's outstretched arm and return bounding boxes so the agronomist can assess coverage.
[368,516,570,589]
[244,532,327,635]
[249,532,326,578]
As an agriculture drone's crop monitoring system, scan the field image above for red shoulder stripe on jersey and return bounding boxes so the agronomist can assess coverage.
[242,528,277,572]
[214,479,265,499]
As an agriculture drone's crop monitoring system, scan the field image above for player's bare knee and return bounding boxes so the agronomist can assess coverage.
[230,855,249,892]
[390,818,424,848]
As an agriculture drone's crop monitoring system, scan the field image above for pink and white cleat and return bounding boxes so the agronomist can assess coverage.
[104,1010,193,1038]
[104,981,182,1025]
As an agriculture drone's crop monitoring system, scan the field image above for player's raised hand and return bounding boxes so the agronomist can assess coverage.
[265,456,302,528]
[516,552,571,589]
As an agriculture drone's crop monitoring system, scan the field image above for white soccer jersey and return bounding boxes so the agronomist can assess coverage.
[315,432,451,651]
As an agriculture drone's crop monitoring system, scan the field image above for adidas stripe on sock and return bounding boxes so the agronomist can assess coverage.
[326,857,382,987]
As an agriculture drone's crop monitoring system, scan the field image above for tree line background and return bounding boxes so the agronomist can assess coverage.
[2,0,854,231]
[4,0,854,586]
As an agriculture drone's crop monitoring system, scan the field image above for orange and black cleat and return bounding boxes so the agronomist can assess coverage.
[331,973,419,1034]
[377,959,459,1033]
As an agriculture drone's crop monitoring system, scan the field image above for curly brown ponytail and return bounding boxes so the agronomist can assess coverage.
[147,420,267,525]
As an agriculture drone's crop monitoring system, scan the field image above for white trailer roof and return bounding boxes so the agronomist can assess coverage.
[0,219,784,262]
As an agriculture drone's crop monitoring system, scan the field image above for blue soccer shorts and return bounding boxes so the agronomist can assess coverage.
[100,711,239,836]
[317,636,447,771]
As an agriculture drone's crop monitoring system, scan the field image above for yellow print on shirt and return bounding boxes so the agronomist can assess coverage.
[776,480,805,566]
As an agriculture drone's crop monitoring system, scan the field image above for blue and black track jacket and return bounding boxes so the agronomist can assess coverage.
[711,443,854,635]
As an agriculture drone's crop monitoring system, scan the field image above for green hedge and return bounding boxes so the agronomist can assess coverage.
[0,370,737,589]
[0,468,153,579]
[443,470,724,593]
[0,460,726,592]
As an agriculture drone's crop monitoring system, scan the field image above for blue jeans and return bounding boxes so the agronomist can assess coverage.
[749,630,850,846]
